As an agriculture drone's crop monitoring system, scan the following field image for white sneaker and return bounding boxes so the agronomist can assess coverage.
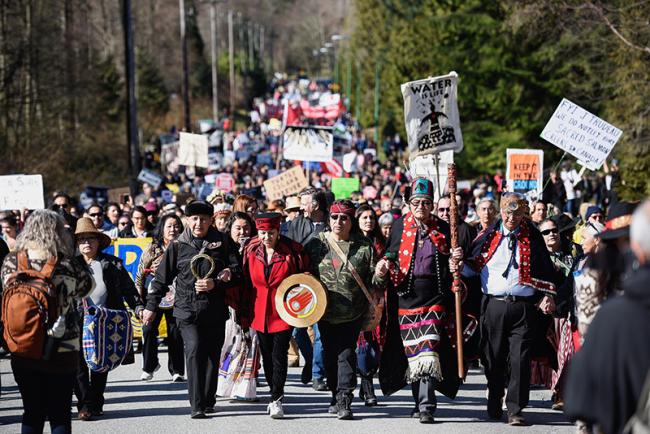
[172,373,185,382]
[141,364,161,381]
[268,399,284,419]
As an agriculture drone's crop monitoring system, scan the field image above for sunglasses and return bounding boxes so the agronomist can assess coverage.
[77,236,98,244]
[589,214,604,221]
[410,200,433,208]
[89,213,103,218]
[437,207,450,213]
[330,214,350,222]
[541,228,559,236]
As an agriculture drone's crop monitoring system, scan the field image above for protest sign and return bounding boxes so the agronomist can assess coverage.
[401,72,464,159]
[0,174,44,211]
[137,168,164,190]
[263,166,309,201]
[282,126,334,162]
[107,186,130,204]
[540,98,622,171]
[409,150,454,199]
[179,132,209,168]
[331,177,360,199]
[506,149,544,198]
[215,173,235,192]
[103,238,152,281]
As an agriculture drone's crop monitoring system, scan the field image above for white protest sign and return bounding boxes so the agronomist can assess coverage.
[401,72,464,159]
[540,98,622,171]
[409,150,454,200]
[263,166,309,201]
[506,149,544,199]
[0,174,44,211]
[282,126,333,163]
[179,132,209,168]
[137,168,164,190]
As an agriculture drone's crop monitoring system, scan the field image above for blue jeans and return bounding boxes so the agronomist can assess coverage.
[292,325,325,380]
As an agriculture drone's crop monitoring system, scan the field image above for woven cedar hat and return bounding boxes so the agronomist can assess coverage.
[74,217,112,250]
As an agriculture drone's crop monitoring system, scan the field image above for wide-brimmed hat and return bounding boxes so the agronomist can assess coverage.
[600,201,638,240]
[284,196,301,212]
[74,217,112,250]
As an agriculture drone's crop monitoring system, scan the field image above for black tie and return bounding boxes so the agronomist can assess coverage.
[502,232,519,278]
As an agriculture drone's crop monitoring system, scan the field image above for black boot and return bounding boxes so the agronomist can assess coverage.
[337,392,353,420]
[360,376,377,406]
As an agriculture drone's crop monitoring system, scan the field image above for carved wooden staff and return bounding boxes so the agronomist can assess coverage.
[447,162,465,378]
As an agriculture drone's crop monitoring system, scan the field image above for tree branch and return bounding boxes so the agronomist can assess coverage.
[585,1,650,55]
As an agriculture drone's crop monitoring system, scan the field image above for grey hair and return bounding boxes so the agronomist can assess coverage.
[582,221,605,238]
[15,209,74,258]
[477,197,497,210]
[631,199,650,256]
[378,212,394,227]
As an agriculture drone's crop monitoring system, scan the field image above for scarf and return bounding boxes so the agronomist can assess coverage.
[391,213,448,288]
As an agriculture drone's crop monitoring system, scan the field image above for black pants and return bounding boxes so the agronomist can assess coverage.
[142,308,184,375]
[319,318,363,398]
[411,377,437,413]
[12,359,75,434]
[178,314,226,412]
[257,328,293,401]
[75,351,109,413]
[481,296,535,415]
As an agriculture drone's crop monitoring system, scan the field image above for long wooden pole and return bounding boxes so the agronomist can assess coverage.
[447,162,464,378]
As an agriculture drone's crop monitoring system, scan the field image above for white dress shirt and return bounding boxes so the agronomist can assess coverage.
[463,225,536,296]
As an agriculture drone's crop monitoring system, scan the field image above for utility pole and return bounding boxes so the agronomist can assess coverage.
[210,0,219,122]
[121,0,141,198]
[179,0,190,131]
[228,10,235,119]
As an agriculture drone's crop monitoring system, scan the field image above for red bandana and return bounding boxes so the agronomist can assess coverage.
[390,213,448,287]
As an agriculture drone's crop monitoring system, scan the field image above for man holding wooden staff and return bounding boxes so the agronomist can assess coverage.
[380,177,463,424]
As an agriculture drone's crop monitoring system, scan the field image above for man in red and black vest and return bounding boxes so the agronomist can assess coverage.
[462,193,559,426]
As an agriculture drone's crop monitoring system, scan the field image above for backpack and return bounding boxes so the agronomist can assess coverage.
[1,251,58,359]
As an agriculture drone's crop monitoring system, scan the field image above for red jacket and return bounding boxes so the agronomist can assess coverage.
[242,236,308,333]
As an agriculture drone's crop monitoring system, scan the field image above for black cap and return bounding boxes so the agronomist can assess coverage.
[185,200,214,217]
[599,201,639,240]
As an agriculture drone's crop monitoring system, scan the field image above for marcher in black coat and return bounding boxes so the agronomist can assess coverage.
[564,201,650,434]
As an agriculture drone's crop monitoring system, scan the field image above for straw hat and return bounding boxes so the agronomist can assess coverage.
[74,217,112,250]
[284,196,301,212]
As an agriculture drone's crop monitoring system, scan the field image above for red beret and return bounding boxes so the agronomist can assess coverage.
[255,212,282,231]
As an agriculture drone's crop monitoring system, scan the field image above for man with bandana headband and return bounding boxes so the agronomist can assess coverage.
[461,193,559,426]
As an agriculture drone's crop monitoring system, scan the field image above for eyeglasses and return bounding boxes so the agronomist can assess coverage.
[540,228,559,236]
[77,236,98,244]
[89,213,103,218]
[330,214,349,222]
[410,200,432,208]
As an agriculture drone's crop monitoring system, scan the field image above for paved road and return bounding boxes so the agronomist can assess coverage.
[0,351,573,433]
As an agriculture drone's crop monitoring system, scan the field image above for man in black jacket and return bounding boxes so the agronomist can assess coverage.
[565,199,650,434]
[142,200,238,419]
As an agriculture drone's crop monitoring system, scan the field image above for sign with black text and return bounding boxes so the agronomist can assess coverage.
[282,126,334,162]
[0,174,44,211]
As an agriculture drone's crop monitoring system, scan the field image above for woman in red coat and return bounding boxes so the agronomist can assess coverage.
[242,212,308,419]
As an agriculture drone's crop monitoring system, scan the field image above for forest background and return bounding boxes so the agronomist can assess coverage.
[1,0,648,199]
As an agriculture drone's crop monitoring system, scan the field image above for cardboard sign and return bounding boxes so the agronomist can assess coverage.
[0,174,44,211]
[263,166,309,201]
[506,149,544,197]
[103,238,153,281]
[283,126,334,162]
[215,173,235,193]
[107,186,131,204]
[401,72,464,158]
[137,168,164,190]
[540,98,622,171]
[331,177,360,199]
[179,132,209,168]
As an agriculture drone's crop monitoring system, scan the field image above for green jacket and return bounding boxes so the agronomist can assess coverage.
[305,231,384,324]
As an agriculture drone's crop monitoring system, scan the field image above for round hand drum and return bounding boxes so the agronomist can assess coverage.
[275,274,328,328]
